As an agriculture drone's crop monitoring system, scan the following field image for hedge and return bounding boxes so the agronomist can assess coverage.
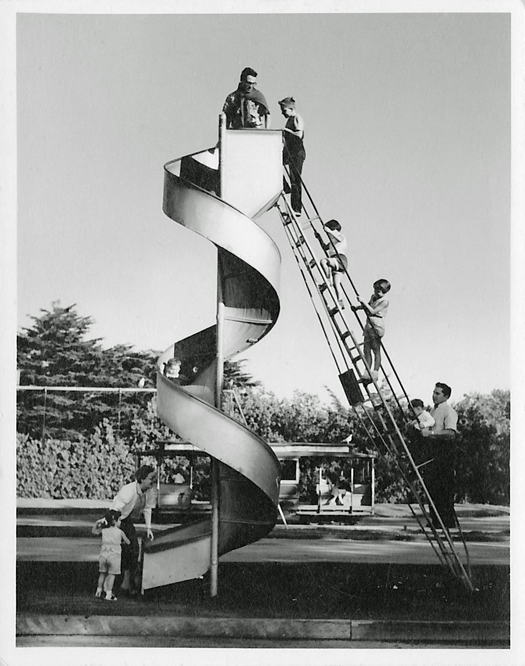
[16,420,136,500]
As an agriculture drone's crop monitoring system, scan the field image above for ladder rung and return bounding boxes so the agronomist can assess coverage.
[280,188,475,591]
[394,394,409,403]
[305,215,321,225]
[345,344,361,356]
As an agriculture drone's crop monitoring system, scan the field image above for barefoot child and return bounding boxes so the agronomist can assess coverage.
[354,279,391,383]
[92,509,130,601]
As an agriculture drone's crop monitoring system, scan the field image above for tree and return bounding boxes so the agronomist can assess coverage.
[17,302,158,440]
[17,304,261,444]
[454,390,510,505]
[223,359,261,390]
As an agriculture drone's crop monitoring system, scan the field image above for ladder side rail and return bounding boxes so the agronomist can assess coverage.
[353,408,451,567]
[279,202,374,354]
[280,199,347,312]
[277,194,475,590]
[280,211,348,376]
[283,154,322,221]
[293,202,416,420]
[382,431,474,583]
[279,203,349,352]
[280,169,361,304]
[404,499,455,567]
[311,223,362,300]
[346,303,413,420]
[357,407,473,583]
[372,337,417,422]
[298,212,413,412]
[283,203,468,557]
[279,202,368,372]
[280,213,453,559]
[281,210,409,416]
[453,515,473,583]
[281,173,448,433]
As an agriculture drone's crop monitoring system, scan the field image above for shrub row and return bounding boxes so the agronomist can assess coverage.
[16,421,136,500]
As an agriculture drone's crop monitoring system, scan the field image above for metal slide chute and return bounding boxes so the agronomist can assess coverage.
[142,127,283,591]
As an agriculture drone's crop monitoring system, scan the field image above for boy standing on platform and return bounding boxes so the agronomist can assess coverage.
[279,96,306,216]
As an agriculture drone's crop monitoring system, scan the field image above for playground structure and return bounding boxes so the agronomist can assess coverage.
[147,117,284,595]
[147,112,474,594]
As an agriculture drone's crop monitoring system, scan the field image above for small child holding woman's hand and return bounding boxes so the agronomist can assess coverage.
[92,509,130,601]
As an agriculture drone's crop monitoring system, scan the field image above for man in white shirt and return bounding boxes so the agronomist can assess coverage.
[111,464,157,595]
[421,383,458,528]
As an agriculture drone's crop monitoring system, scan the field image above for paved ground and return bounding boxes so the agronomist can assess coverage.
[16,535,509,565]
[14,500,511,648]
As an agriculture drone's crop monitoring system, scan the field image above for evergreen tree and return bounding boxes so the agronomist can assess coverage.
[223,359,261,390]
[17,302,157,440]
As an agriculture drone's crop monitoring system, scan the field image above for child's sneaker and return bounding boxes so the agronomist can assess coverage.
[105,592,118,601]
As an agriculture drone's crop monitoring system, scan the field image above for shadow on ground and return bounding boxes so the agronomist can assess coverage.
[17,560,509,623]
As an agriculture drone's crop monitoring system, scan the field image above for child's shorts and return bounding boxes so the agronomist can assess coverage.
[99,553,121,575]
[329,254,348,272]
[364,320,385,341]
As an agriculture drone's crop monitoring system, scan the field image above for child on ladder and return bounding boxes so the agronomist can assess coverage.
[354,279,391,384]
[318,219,348,309]
[92,509,130,601]
[408,398,436,431]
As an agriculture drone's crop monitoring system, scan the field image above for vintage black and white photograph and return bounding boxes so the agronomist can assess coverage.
[1,0,523,663]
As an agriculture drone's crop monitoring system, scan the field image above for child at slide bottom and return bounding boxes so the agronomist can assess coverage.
[92,509,130,601]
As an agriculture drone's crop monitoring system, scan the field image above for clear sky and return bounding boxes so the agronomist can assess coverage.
[14,8,513,407]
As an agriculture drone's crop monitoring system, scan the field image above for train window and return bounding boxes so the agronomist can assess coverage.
[280,459,299,482]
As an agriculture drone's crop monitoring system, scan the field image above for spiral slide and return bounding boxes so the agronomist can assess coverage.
[141,124,284,591]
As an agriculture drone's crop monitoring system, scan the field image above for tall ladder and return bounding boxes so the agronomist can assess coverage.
[277,167,475,592]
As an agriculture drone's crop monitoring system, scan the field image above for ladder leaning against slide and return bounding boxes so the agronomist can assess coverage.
[277,163,475,592]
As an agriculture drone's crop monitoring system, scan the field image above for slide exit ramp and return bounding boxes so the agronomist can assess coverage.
[278,167,475,592]
[142,122,283,591]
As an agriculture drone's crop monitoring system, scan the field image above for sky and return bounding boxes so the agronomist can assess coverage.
[11,7,515,409]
